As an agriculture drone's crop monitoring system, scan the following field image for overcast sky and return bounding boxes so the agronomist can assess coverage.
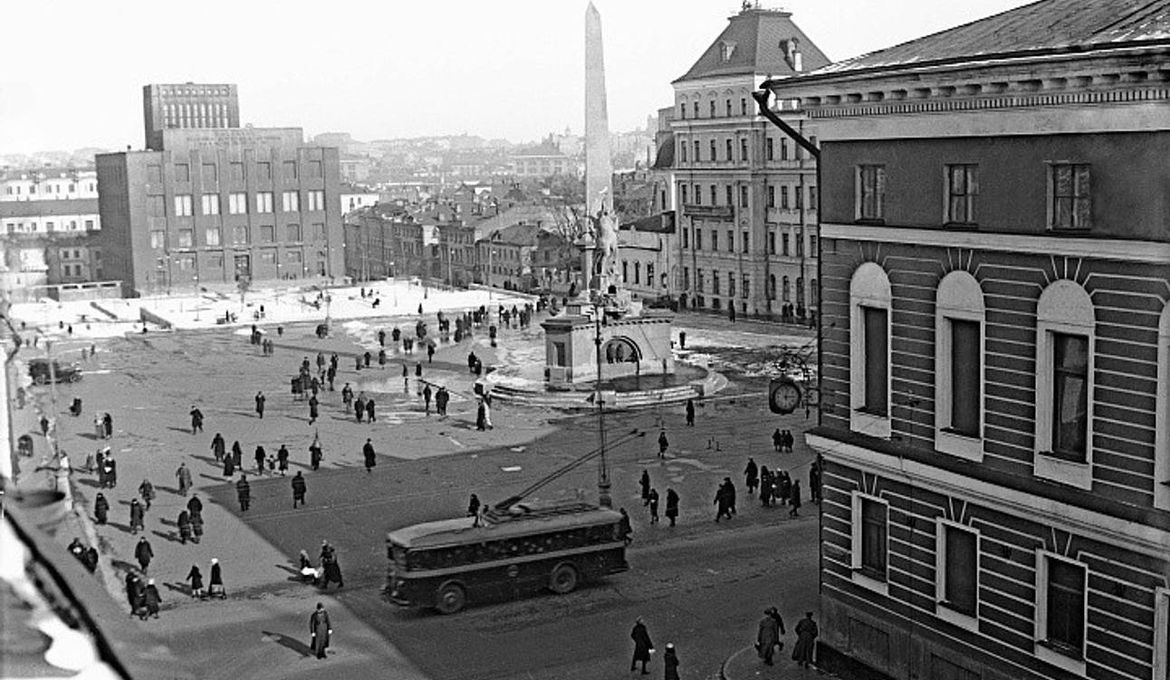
[0,0,1034,154]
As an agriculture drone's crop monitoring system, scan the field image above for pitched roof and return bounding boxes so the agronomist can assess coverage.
[620,211,676,234]
[651,134,675,169]
[810,0,1170,77]
[492,223,542,246]
[674,8,830,83]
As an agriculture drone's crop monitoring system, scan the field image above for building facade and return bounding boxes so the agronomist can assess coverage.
[96,127,343,296]
[672,6,827,320]
[0,168,103,296]
[143,83,240,151]
[765,2,1170,679]
[618,212,678,301]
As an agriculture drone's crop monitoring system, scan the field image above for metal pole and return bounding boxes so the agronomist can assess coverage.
[594,304,611,508]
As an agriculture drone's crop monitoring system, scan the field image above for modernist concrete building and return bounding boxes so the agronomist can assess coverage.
[96,127,343,296]
[765,1,1170,679]
[672,5,828,320]
[143,83,240,151]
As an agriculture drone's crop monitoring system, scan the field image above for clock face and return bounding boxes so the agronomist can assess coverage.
[769,380,801,414]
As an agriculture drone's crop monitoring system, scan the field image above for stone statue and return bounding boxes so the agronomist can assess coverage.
[590,200,620,288]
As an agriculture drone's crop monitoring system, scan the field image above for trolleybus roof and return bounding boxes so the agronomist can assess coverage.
[387,502,622,549]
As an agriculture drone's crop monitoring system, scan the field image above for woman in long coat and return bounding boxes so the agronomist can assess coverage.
[177,509,192,544]
[231,441,243,470]
[664,489,680,527]
[186,565,205,598]
[663,644,680,680]
[222,450,235,477]
[93,492,109,524]
[142,579,162,619]
[639,470,651,504]
[791,612,818,668]
[630,617,654,673]
[210,433,226,462]
[756,608,781,665]
[129,499,145,533]
[138,479,156,510]
[236,476,251,511]
[208,558,225,598]
[310,602,332,659]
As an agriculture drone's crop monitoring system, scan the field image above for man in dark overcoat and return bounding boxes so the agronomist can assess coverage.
[363,439,376,473]
[134,536,154,573]
[630,617,654,674]
[310,602,332,659]
[757,607,783,665]
[292,471,307,508]
[237,475,251,511]
[210,433,226,461]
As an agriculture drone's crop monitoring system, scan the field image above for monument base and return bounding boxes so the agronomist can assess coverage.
[542,309,674,387]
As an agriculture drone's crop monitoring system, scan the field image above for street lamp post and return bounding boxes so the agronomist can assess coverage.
[593,303,611,508]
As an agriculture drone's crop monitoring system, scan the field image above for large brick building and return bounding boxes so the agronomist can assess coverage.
[96,127,343,296]
[672,6,828,320]
[765,1,1170,679]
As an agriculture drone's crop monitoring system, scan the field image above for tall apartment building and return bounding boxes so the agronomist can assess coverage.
[143,83,240,151]
[765,2,1170,679]
[672,6,828,320]
[96,127,342,296]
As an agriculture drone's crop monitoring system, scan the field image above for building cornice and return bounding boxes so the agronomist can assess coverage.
[807,432,1170,561]
[767,47,1170,124]
[821,223,1170,265]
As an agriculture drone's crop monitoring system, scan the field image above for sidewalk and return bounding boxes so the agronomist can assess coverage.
[721,645,830,680]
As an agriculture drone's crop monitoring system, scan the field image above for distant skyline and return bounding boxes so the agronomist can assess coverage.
[1,0,1034,155]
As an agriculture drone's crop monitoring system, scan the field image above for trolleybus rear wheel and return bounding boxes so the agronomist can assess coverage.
[435,582,466,614]
[549,563,579,594]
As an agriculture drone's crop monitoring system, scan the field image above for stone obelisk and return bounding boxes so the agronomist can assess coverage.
[584,2,613,220]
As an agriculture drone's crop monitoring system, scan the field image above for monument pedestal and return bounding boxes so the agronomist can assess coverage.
[542,308,674,388]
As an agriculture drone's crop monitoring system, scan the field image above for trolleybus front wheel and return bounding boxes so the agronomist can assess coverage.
[435,582,466,614]
[549,563,579,594]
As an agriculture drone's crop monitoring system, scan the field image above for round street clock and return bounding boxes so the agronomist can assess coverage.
[769,378,802,415]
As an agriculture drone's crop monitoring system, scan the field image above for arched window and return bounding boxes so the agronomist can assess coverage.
[781,276,790,302]
[796,277,805,308]
[634,262,641,285]
[934,271,985,461]
[850,262,892,438]
[1034,280,1095,489]
[768,274,776,299]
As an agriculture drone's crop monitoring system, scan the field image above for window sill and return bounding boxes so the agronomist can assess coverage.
[854,218,885,226]
[851,569,889,597]
[936,602,979,632]
[935,429,984,462]
[1034,451,1091,490]
[1046,226,1093,234]
[851,409,891,439]
[1035,641,1086,676]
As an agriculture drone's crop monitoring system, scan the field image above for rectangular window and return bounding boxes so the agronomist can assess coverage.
[781,186,789,209]
[1042,555,1086,657]
[283,160,298,178]
[725,185,733,206]
[1050,164,1091,230]
[286,224,302,242]
[709,140,716,161]
[940,524,978,617]
[228,192,247,214]
[1052,333,1089,461]
[175,163,190,182]
[781,139,789,160]
[230,162,245,181]
[176,255,195,271]
[742,231,749,253]
[149,195,166,216]
[693,141,700,161]
[710,185,717,205]
[259,250,277,265]
[858,495,888,580]
[177,229,193,248]
[286,250,302,264]
[147,164,162,183]
[683,267,690,290]
[232,226,249,244]
[857,165,886,221]
[281,191,299,212]
[202,163,217,183]
[257,162,272,179]
[306,190,325,211]
[796,233,804,257]
[712,272,720,295]
[862,306,889,416]
[946,319,982,437]
[208,254,224,269]
[711,231,718,251]
[150,230,166,249]
[725,139,732,161]
[809,185,818,211]
[768,232,775,254]
[260,225,275,242]
[809,234,818,258]
[740,186,748,208]
[312,223,326,240]
[681,185,688,205]
[205,226,221,247]
[682,228,689,249]
[741,98,747,115]
[256,192,274,213]
[782,234,790,256]
[695,229,702,250]
[201,194,220,215]
[742,274,750,299]
[767,186,775,208]
[174,194,193,217]
[766,138,774,161]
[728,274,735,297]
[694,183,701,205]
[740,138,748,162]
[308,160,323,178]
[795,185,804,210]
[945,165,978,224]
[680,143,687,163]
[726,230,734,253]
[697,270,704,292]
